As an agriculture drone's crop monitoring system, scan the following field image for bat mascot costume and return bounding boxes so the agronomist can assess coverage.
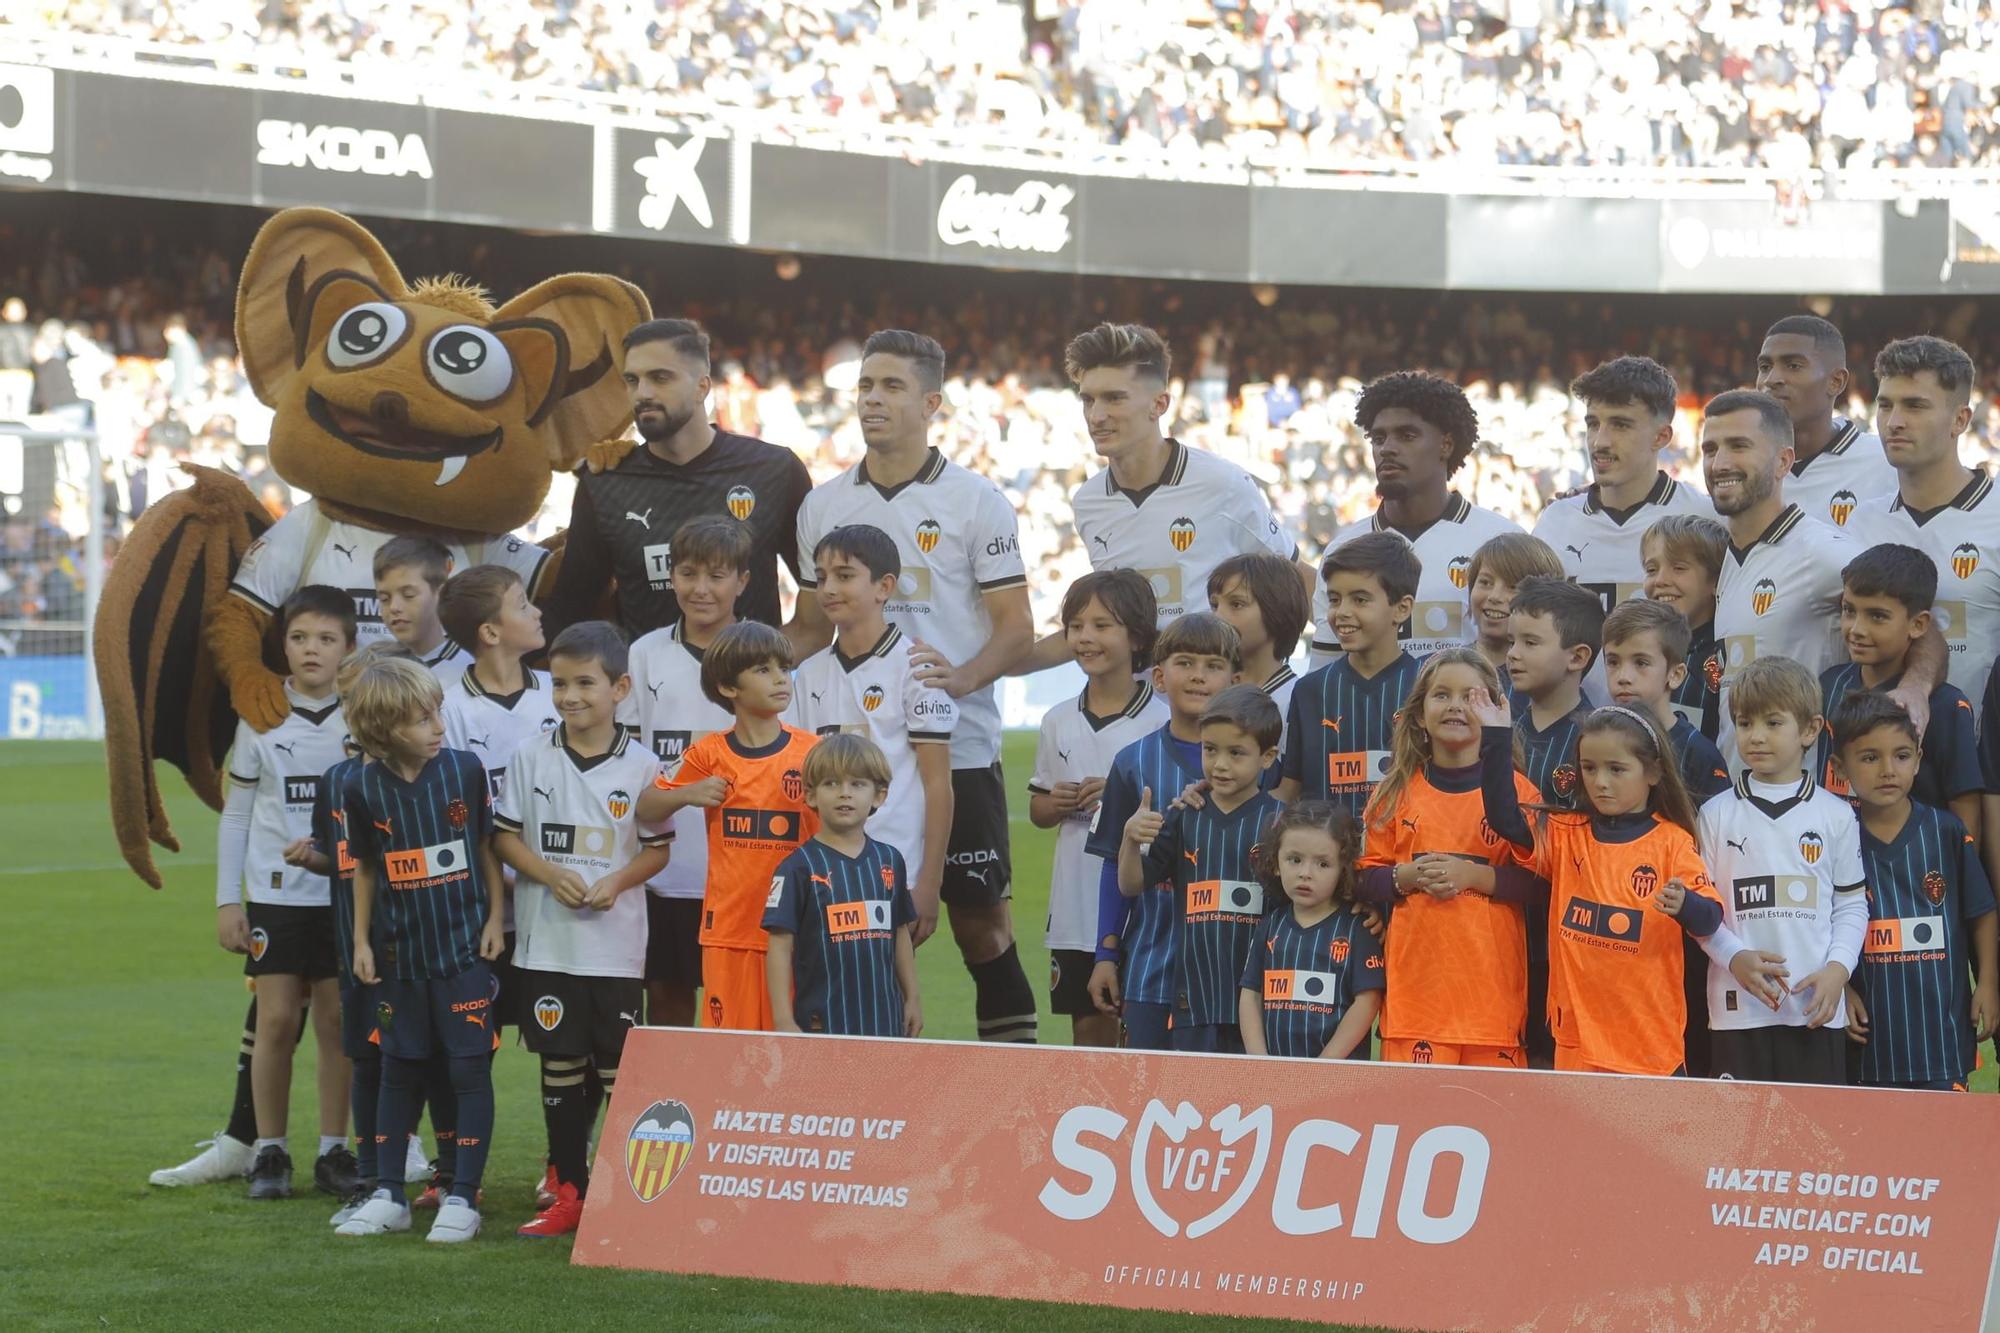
[98,207,649,889]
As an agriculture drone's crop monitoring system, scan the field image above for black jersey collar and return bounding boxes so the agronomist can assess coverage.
[835,624,902,672]
[461,665,539,709]
[1372,491,1471,543]
[1727,503,1804,564]
[556,721,633,771]
[671,620,709,665]
[1734,769,1815,819]
[856,447,947,501]
[1583,470,1678,524]
[1260,664,1297,696]
[1104,438,1188,507]
[291,700,340,727]
[1792,417,1862,476]
[1891,467,1992,526]
[1081,681,1154,730]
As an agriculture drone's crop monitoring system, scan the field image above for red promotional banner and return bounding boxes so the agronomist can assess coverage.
[576,1030,2000,1331]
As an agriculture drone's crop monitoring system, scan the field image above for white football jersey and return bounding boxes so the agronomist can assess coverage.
[230,498,548,645]
[1070,440,1297,625]
[1846,470,2000,701]
[1698,775,1866,1031]
[1029,683,1169,951]
[495,725,669,978]
[225,688,352,907]
[1533,471,1715,696]
[795,448,1027,767]
[1785,420,1894,532]
[619,621,736,900]
[1713,505,1851,768]
[787,625,957,880]
[442,667,559,804]
[418,639,473,690]
[1310,493,1522,662]
[1259,663,1299,738]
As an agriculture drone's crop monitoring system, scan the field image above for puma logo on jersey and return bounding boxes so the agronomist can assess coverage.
[332,542,357,560]
[1183,849,1198,865]
[1565,542,1588,560]
[645,680,662,701]
[533,786,555,802]
[1321,717,1341,734]
[273,741,297,758]
[373,818,394,836]
[810,690,823,703]
[1727,837,1748,854]
[1400,817,1418,832]
[467,735,489,750]
[1056,748,1071,762]
[810,873,832,888]
[625,508,654,527]
[1092,534,1109,550]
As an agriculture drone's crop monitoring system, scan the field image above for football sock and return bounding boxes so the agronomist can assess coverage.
[225,999,258,1144]
[445,1053,494,1203]
[584,1061,605,1124]
[376,1055,426,1204]
[970,944,1039,1043]
[254,1136,287,1152]
[319,1134,345,1157]
[426,1054,458,1185]
[351,1050,381,1183]
[542,1055,592,1197]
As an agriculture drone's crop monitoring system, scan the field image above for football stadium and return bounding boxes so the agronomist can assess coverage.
[5,4,2000,1329]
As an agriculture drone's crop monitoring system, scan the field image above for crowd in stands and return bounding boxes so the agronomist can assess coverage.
[4,208,1998,634]
[24,0,2000,170]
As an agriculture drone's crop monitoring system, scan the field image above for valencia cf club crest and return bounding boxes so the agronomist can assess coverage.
[726,485,757,521]
[861,685,885,712]
[1631,864,1659,898]
[608,789,632,819]
[249,928,269,961]
[1552,764,1579,798]
[1751,579,1777,616]
[1329,936,1350,964]
[625,1098,696,1203]
[1799,832,1824,865]
[1168,517,1196,553]
[534,996,565,1032]
[1829,489,1857,526]
[1925,869,1947,905]
[447,798,468,830]
[1952,543,1980,580]
[1448,555,1470,590]
[915,520,942,554]
[1704,654,1724,692]
[1478,817,1498,847]
[782,768,804,801]
[1411,1040,1434,1064]
[880,863,897,889]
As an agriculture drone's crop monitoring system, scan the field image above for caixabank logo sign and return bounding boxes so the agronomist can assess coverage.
[1038,1099,1489,1244]
[0,63,56,184]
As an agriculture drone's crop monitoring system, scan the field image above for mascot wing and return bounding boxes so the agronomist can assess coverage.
[97,464,275,889]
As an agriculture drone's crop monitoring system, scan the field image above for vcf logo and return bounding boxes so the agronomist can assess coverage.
[1829,489,1857,526]
[534,996,565,1031]
[1168,517,1196,553]
[914,520,942,554]
[782,768,804,802]
[1448,556,1470,590]
[1751,579,1777,616]
[1704,654,1724,692]
[249,928,270,962]
[1952,543,1980,580]
[1631,863,1658,898]
[862,685,885,712]
[626,1099,696,1202]
[726,485,756,521]
[1924,869,1946,905]
[1329,936,1350,964]
[1799,832,1823,865]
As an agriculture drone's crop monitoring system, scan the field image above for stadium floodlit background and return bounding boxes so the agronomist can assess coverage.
[3,2,2000,1327]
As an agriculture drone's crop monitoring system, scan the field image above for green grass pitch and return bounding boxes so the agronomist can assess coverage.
[0,736,1412,1332]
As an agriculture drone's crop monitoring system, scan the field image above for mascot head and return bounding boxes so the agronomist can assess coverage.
[236,208,648,534]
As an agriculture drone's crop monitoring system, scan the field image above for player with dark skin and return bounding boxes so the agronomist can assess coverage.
[1368,405,1459,535]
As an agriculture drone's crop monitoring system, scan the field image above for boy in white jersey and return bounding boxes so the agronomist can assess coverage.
[789,329,1038,1045]
[217,585,359,1200]
[789,524,956,943]
[494,621,671,1239]
[1533,356,1712,698]
[620,516,750,1028]
[374,535,471,685]
[1310,371,1521,663]
[1030,571,1166,1047]
[1697,657,1869,1085]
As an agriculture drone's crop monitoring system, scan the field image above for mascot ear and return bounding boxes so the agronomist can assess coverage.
[491,275,651,470]
[235,209,410,406]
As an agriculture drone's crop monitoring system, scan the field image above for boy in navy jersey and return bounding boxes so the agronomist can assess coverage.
[338,658,503,1242]
[1207,552,1310,728]
[1241,802,1384,1059]
[1086,612,1240,1049]
[1819,543,1982,837]
[764,735,923,1038]
[1120,685,1284,1053]
[1602,599,1731,803]
[1641,515,1728,739]
[1830,692,1998,1090]
[1278,532,1422,816]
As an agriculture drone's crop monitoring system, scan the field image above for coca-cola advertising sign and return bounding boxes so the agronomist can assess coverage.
[935,171,1075,255]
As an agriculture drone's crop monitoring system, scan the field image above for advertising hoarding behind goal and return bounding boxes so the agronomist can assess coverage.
[577,1028,2000,1331]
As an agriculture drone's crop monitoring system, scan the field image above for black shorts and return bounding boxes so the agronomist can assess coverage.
[371,962,497,1063]
[490,932,521,1030]
[1711,1025,1849,1086]
[1049,949,1099,1018]
[645,895,704,989]
[245,902,339,981]
[517,968,643,1065]
[1171,1022,1246,1055]
[340,983,381,1062]
[942,763,1011,907]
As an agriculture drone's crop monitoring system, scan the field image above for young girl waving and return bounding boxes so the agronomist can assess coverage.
[1357,648,1550,1069]
[1470,691,1725,1076]
[1239,802,1383,1059]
